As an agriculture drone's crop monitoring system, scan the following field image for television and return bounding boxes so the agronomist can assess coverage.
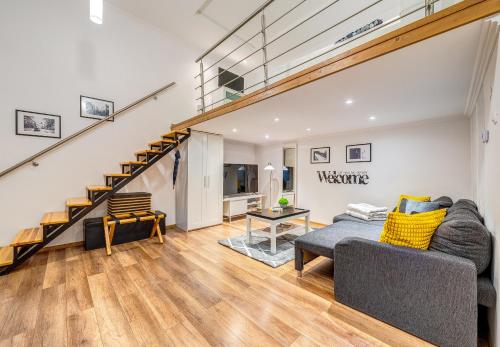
[218,68,244,92]
[223,164,258,196]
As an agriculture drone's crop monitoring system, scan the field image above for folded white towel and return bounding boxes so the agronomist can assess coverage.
[346,210,387,221]
[347,203,387,215]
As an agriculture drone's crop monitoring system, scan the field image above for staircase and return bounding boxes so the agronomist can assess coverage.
[0,129,190,276]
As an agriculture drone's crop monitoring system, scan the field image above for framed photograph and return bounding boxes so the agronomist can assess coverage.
[310,147,330,164]
[80,95,114,121]
[346,143,372,163]
[16,110,61,139]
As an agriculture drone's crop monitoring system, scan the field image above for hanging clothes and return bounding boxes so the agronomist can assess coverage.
[173,149,181,188]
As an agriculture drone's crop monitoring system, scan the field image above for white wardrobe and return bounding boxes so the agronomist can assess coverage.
[175,131,223,231]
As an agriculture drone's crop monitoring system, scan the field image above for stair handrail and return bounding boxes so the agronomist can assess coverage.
[0,81,176,179]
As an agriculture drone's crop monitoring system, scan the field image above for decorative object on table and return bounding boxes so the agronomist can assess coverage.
[310,147,330,164]
[80,95,114,121]
[346,143,371,163]
[279,197,289,208]
[173,149,181,188]
[15,110,61,139]
[335,19,383,44]
[264,162,275,209]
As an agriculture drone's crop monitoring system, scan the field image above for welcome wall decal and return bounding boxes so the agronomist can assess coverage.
[317,170,369,185]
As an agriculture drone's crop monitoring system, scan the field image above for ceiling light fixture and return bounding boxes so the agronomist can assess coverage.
[274,117,280,122]
[345,99,354,105]
[90,0,103,24]
[265,134,270,139]
[232,128,237,133]
[306,128,311,131]
[369,115,376,121]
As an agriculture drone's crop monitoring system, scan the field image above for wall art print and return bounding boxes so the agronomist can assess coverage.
[15,110,61,139]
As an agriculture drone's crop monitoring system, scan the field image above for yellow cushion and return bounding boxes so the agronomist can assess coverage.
[380,209,447,250]
[396,194,431,211]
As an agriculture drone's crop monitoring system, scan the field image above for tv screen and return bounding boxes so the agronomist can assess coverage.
[218,68,244,92]
[223,164,258,196]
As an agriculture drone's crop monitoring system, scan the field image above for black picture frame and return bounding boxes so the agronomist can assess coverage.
[15,109,62,139]
[346,143,372,163]
[310,147,330,164]
[80,95,115,121]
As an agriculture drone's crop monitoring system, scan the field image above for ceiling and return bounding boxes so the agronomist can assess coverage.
[193,20,483,144]
[106,0,267,53]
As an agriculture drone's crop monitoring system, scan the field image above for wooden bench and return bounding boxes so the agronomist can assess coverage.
[102,192,165,255]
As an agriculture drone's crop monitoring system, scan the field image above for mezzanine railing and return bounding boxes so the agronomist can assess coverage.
[194,0,459,113]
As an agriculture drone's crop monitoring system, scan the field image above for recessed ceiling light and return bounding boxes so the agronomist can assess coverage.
[274,117,280,122]
[306,128,311,131]
[232,128,237,132]
[265,134,270,139]
[345,99,354,105]
[242,60,248,65]
[369,115,376,121]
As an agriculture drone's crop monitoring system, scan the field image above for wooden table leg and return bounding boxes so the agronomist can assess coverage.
[102,217,112,256]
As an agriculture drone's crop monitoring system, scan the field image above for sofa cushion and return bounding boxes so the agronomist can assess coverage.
[429,201,491,274]
[295,217,382,258]
[447,199,484,223]
[380,209,447,250]
[432,196,454,208]
[399,199,442,214]
[396,194,431,211]
[477,276,496,308]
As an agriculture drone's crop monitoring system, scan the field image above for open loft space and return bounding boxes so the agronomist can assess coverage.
[1,0,500,346]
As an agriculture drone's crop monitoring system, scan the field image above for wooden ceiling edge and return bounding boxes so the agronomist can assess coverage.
[171,0,500,131]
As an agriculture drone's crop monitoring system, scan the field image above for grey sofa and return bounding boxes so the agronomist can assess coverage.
[294,198,495,347]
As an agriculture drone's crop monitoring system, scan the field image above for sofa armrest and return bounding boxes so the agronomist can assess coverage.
[334,237,477,347]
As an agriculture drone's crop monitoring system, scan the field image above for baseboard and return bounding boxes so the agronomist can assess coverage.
[39,224,177,252]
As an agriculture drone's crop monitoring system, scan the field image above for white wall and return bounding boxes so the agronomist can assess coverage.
[0,0,198,245]
[471,33,500,347]
[296,117,471,224]
[223,139,257,164]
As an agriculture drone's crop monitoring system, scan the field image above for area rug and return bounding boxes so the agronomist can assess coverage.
[218,234,299,268]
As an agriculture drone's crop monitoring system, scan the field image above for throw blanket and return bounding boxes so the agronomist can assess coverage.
[346,203,388,221]
[346,210,387,221]
[347,203,387,214]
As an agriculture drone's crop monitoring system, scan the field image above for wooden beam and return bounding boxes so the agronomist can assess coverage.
[172,0,500,131]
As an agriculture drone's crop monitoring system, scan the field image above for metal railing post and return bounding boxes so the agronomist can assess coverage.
[261,11,269,86]
[425,0,434,16]
[199,60,206,113]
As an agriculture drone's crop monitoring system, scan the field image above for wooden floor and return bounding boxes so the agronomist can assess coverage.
[0,219,483,346]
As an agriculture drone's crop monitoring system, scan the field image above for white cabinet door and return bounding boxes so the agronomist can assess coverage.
[203,134,223,226]
[188,132,205,229]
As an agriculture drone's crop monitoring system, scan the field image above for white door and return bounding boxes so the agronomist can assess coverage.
[188,132,205,229]
[203,134,223,226]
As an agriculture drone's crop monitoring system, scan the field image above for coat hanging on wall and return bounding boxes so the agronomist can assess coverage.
[173,149,181,188]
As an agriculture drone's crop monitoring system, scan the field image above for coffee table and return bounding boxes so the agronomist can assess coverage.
[246,208,311,254]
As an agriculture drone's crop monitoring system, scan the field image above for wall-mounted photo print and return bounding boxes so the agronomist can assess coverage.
[16,110,61,139]
[310,147,330,164]
[80,95,114,121]
[346,143,372,163]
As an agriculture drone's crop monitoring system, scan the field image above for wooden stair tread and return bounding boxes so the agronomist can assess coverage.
[11,227,43,246]
[66,197,92,207]
[162,130,189,138]
[135,150,161,155]
[0,247,13,266]
[120,161,147,165]
[40,211,69,225]
[104,173,131,177]
[149,139,176,146]
[87,185,113,191]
